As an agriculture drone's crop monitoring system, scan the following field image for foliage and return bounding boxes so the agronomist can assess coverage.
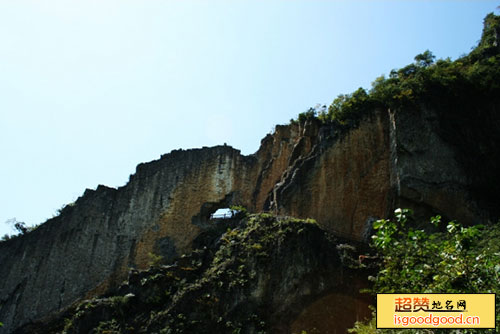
[53,202,76,218]
[291,13,500,131]
[414,50,436,67]
[297,107,317,124]
[348,314,376,334]
[290,13,500,216]
[350,209,500,333]
[1,219,24,243]
[473,13,500,56]
[324,88,377,126]
[39,214,330,334]
[229,205,248,218]
[294,104,326,124]
[1,218,42,243]
[148,252,164,267]
[13,220,28,234]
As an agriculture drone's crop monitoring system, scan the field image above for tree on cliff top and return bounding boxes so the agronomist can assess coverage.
[292,13,500,128]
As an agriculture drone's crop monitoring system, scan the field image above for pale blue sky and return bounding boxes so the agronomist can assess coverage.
[1,1,498,236]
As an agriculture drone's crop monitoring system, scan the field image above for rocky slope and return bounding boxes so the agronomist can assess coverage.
[2,101,497,333]
[1,101,498,334]
[1,13,500,334]
[14,214,373,334]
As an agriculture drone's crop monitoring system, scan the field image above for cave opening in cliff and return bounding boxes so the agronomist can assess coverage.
[210,208,234,220]
[191,192,240,228]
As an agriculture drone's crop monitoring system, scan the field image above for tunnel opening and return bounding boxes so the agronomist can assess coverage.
[191,193,246,250]
[191,192,242,228]
[210,208,238,220]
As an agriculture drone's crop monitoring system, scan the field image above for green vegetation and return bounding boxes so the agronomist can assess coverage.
[7,12,500,334]
[350,209,500,333]
[148,252,164,267]
[38,214,331,334]
[294,13,500,128]
[1,202,75,243]
[0,219,41,243]
[229,205,248,218]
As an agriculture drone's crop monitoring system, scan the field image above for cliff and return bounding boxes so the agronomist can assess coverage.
[14,214,373,334]
[1,105,497,333]
[1,13,500,333]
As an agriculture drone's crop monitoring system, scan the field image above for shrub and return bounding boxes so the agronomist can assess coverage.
[291,13,500,132]
[148,252,164,267]
[350,209,500,333]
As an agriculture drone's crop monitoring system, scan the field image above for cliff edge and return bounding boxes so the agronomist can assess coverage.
[1,13,500,333]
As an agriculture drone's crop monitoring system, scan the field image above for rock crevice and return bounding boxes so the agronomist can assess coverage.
[0,104,498,332]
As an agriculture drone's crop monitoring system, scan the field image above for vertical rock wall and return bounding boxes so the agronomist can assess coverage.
[389,107,482,224]
[0,147,258,332]
[270,110,393,240]
[0,105,495,332]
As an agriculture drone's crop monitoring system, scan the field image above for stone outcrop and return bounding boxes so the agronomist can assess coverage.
[14,215,373,334]
[1,102,498,332]
[270,111,393,240]
[0,129,307,333]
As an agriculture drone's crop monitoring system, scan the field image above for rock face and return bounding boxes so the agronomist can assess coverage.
[15,215,373,334]
[1,103,498,332]
[270,111,393,239]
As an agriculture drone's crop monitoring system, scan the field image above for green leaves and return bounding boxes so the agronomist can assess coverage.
[327,88,376,127]
[414,50,436,68]
[430,215,441,227]
[368,209,500,331]
[371,219,386,230]
[371,218,396,250]
[371,209,413,251]
[394,208,412,225]
[297,108,317,124]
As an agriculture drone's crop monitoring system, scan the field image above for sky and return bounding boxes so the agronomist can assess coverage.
[1,0,498,237]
